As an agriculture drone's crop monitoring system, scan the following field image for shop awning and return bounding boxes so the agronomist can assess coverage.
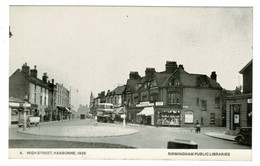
[115,107,125,114]
[65,107,71,113]
[137,107,154,116]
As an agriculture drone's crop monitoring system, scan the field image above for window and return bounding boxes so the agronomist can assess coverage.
[44,96,46,106]
[150,93,158,102]
[168,92,180,105]
[142,95,148,101]
[169,78,180,86]
[210,113,215,124]
[34,93,36,103]
[134,96,139,104]
[201,100,207,111]
[215,97,220,108]
[196,97,199,106]
[40,96,42,105]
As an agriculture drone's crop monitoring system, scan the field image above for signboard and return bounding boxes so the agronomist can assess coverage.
[234,114,240,124]
[183,106,189,109]
[185,111,194,123]
[121,114,126,118]
[247,99,252,103]
[136,102,154,107]
[155,101,164,106]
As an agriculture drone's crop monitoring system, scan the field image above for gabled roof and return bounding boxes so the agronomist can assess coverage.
[11,69,51,90]
[111,85,126,95]
[126,79,139,93]
[239,59,252,74]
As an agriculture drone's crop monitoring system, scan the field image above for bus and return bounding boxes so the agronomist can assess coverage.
[96,103,115,123]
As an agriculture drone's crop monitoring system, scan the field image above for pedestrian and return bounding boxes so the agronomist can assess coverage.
[195,120,201,133]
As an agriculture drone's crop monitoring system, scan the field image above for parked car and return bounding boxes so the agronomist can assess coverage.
[18,116,40,127]
[235,127,252,146]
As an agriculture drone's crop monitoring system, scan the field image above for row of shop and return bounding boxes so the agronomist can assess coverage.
[9,98,74,125]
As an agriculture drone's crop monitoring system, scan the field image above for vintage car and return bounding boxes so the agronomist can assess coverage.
[18,116,40,127]
[235,127,252,146]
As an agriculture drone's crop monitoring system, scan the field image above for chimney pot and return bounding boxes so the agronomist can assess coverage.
[210,71,217,81]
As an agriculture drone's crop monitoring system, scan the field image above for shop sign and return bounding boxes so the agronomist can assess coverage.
[155,101,164,106]
[247,99,252,103]
[136,102,154,107]
[9,103,20,107]
[185,111,193,123]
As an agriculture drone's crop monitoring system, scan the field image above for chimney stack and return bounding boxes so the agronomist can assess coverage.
[179,64,184,70]
[52,79,54,84]
[129,71,140,80]
[145,68,156,80]
[211,71,217,81]
[22,62,30,75]
[42,72,48,83]
[165,61,177,73]
[30,65,38,78]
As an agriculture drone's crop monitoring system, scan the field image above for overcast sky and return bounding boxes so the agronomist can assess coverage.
[9,6,253,109]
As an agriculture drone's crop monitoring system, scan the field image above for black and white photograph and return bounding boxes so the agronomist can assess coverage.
[4,1,258,162]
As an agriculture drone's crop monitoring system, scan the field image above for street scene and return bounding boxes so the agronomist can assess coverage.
[8,6,252,159]
[9,119,250,149]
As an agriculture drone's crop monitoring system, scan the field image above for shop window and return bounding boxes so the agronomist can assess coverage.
[185,111,194,124]
[215,97,220,109]
[210,113,215,124]
[201,100,207,111]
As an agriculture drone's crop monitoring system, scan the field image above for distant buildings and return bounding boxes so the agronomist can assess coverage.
[226,60,252,135]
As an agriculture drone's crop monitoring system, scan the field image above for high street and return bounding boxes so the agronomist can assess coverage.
[9,119,251,149]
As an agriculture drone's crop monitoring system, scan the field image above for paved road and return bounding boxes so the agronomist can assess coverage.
[9,119,251,149]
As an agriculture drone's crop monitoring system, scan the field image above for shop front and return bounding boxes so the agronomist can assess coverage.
[226,94,252,135]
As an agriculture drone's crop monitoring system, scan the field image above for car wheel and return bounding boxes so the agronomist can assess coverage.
[237,136,244,145]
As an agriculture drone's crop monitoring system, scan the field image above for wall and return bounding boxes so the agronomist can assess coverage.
[29,83,49,118]
[226,96,251,134]
[9,70,30,99]
[182,88,222,127]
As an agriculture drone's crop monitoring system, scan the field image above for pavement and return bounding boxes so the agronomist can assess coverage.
[204,132,236,141]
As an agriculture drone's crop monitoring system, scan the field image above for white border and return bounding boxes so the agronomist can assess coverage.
[1,0,260,165]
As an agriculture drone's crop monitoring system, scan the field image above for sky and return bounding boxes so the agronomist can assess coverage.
[9,6,253,110]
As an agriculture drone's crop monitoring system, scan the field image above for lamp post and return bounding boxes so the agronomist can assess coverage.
[123,102,127,128]
[23,95,30,131]
[70,86,78,120]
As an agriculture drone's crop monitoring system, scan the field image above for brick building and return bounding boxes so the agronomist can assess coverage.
[226,60,252,135]
[125,61,223,127]
[9,63,50,122]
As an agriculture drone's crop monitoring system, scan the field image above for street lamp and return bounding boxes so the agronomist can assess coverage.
[23,95,30,131]
[70,86,79,120]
